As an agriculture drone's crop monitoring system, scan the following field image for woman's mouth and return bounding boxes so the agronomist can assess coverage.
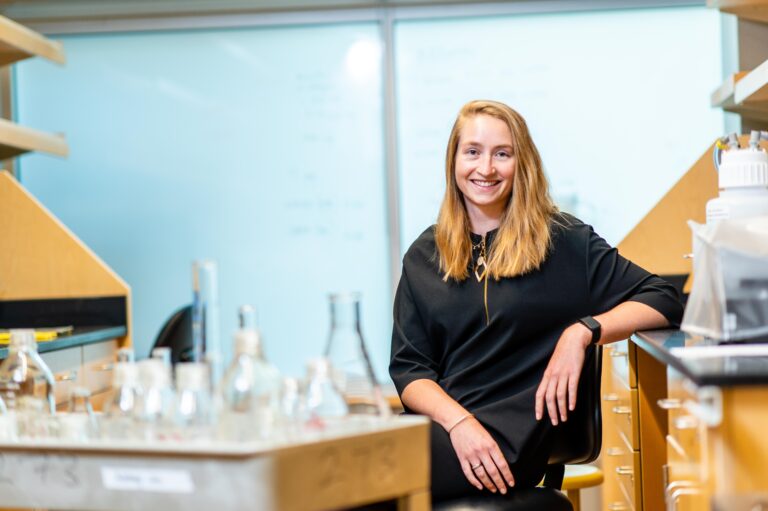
[471,179,500,188]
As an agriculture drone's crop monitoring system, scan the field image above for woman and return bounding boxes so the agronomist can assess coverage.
[389,100,683,501]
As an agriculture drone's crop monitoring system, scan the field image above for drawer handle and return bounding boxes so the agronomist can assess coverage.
[606,447,624,456]
[610,350,628,358]
[603,393,619,402]
[674,416,698,430]
[55,370,77,382]
[616,466,633,476]
[612,406,631,415]
[608,504,628,511]
[657,398,681,410]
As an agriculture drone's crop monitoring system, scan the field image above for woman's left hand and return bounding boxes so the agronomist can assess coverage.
[535,323,591,425]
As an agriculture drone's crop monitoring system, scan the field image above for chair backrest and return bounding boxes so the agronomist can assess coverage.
[151,304,195,364]
[547,343,603,465]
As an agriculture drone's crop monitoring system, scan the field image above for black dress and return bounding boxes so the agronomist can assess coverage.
[389,214,683,501]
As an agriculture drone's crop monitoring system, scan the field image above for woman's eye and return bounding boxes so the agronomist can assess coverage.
[496,151,511,158]
[466,148,479,156]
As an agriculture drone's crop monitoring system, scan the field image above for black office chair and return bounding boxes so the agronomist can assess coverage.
[434,344,603,511]
[151,304,195,363]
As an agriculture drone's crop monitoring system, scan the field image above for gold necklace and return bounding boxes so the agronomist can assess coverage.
[473,236,487,283]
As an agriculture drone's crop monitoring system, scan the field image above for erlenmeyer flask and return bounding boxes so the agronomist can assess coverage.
[0,329,56,438]
[324,293,390,417]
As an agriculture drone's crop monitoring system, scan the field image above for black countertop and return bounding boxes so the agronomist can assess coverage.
[0,326,127,359]
[631,329,768,386]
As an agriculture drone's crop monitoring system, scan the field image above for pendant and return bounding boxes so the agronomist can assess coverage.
[474,256,486,282]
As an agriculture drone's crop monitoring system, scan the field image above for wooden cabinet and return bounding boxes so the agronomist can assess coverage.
[709,0,768,127]
[601,340,668,511]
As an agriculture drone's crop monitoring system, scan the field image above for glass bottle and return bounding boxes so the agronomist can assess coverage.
[102,361,140,440]
[217,305,281,441]
[0,329,56,438]
[173,362,213,442]
[305,357,348,423]
[134,359,175,442]
[324,293,390,417]
[59,387,99,442]
[0,394,16,442]
[192,260,223,385]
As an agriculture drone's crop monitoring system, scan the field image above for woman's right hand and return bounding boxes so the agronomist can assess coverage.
[448,416,515,494]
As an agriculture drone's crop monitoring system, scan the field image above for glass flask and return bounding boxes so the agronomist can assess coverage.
[58,387,99,442]
[0,329,56,438]
[305,357,348,421]
[324,293,390,417]
[192,260,223,384]
[134,359,175,442]
[173,362,214,442]
[217,305,282,441]
[0,394,16,442]
[102,361,140,440]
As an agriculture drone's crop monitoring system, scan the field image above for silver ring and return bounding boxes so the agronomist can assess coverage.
[471,463,482,470]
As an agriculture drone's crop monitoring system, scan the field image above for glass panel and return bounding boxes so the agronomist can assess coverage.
[395,7,724,249]
[15,23,390,379]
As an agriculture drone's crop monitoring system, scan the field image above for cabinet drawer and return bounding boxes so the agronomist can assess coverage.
[41,347,82,406]
[82,340,118,395]
[614,433,641,511]
[610,384,640,451]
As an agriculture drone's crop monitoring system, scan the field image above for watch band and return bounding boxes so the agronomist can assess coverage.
[578,316,602,345]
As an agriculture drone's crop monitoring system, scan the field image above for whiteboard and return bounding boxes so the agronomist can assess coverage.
[394,6,724,250]
[15,23,392,380]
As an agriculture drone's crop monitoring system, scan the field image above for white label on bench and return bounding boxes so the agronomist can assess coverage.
[101,467,194,493]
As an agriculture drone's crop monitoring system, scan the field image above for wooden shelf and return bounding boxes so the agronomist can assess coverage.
[0,14,64,66]
[0,117,68,159]
[709,0,768,24]
[712,64,768,120]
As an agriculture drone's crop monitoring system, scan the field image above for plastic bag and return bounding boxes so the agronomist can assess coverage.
[681,216,768,341]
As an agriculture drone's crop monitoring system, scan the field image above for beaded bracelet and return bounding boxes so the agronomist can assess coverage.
[446,413,475,434]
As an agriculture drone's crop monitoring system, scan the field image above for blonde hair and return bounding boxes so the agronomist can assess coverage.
[435,100,558,281]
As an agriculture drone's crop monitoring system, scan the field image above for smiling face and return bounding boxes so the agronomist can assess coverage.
[454,114,516,232]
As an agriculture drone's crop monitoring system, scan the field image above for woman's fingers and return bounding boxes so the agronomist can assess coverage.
[460,459,484,491]
[534,375,548,420]
[568,372,580,411]
[545,379,559,425]
[472,463,497,492]
[490,447,515,487]
[557,374,569,422]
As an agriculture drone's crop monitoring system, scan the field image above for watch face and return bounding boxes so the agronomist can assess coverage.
[579,316,601,343]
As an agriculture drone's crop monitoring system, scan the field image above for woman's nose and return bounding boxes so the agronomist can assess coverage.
[477,155,494,175]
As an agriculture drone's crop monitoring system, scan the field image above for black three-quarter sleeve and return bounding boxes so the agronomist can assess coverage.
[585,225,684,327]
[389,266,440,395]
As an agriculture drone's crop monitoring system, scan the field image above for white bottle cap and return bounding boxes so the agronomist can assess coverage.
[112,362,138,387]
[9,329,36,350]
[719,148,768,189]
[175,362,209,391]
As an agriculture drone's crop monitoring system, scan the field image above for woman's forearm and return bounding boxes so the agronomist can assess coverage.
[401,378,470,431]
[594,301,670,345]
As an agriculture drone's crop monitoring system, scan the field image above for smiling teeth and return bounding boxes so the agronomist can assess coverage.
[473,180,498,187]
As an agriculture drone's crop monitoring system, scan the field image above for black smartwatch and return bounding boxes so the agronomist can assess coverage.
[578,316,602,345]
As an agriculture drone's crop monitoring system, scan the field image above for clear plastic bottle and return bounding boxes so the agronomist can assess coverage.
[217,305,281,441]
[707,145,768,223]
[102,361,140,440]
[0,329,56,438]
[324,293,390,417]
[135,359,175,442]
[173,362,214,442]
